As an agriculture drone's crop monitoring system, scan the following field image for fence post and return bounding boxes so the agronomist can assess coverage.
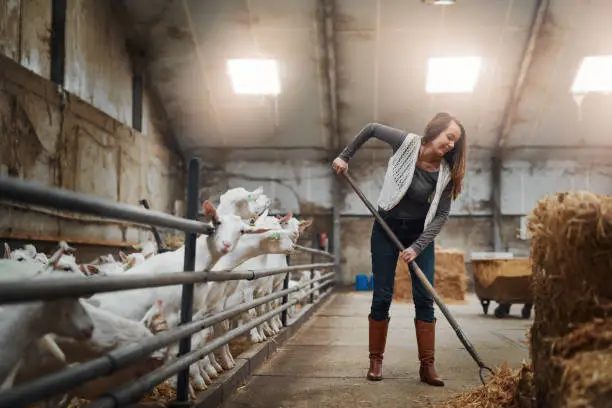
[173,158,200,406]
[310,232,316,303]
[281,254,290,326]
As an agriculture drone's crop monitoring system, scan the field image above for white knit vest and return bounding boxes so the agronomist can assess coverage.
[376,133,452,227]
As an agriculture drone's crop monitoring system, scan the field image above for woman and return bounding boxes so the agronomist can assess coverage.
[331,112,466,386]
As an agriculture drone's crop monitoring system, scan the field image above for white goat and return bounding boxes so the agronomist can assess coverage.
[3,243,48,266]
[14,302,167,401]
[90,200,268,320]
[243,213,312,340]
[216,186,270,220]
[0,268,95,389]
[132,240,158,258]
[206,225,296,370]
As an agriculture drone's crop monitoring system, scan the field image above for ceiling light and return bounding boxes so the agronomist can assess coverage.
[227,59,281,95]
[422,0,456,5]
[571,55,612,94]
[426,56,482,94]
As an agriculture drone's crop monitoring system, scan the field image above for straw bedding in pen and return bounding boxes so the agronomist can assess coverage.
[430,362,534,408]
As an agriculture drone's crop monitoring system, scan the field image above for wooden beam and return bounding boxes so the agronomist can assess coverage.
[491,0,550,251]
[496,0,550,150]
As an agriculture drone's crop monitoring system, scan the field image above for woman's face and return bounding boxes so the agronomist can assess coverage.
[431,121,461,157]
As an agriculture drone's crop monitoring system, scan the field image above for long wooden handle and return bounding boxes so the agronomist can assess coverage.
[340,171,490,372]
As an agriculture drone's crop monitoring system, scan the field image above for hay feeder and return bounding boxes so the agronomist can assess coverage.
[470,253,533,319]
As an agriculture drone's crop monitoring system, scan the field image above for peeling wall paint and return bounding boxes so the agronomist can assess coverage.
[0,0,52,78]
[0,0,21,61]
[64,0,133,126]
[0,56,184,245]
[0,0,168,132]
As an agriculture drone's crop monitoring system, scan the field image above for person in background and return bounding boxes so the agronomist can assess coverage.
[331,113,467,386]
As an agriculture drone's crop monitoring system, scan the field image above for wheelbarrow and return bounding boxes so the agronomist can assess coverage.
[470,257,533,319]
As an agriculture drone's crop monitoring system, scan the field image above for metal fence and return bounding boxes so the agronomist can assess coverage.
[0,158,336,408]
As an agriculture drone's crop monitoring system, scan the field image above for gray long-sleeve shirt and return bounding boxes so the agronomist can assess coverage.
[338,123,452,254]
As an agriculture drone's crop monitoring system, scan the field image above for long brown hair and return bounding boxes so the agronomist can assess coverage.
[422,112,467,200]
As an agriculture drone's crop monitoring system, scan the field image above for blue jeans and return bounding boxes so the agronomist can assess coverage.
[370,215,436,323]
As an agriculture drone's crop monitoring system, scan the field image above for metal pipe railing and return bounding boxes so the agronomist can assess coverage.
[293,244,335,259]
[89,280,335,408]
[0,263,335,304]
[0,175,215,235]
[0,273,335,408]
[175,158,200,403]
[0,163,337,408]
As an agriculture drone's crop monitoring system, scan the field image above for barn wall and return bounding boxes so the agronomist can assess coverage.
[212,152,612,285]
[0,0,184,251]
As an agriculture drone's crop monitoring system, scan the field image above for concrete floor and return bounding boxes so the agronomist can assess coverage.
[222,291,532,408]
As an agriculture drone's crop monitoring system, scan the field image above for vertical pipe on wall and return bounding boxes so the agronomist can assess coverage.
[173,158,200,405]
[319,0,342,281]
[132,71,143,132]
[492,155,504,251]
[50,0,67,86]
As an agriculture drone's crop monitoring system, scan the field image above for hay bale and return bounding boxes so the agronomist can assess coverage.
[553,349,612,408]
[392,247,468,304]
[533,319,612,408]
[527,192,612,407]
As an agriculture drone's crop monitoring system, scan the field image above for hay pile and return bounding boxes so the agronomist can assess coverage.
[164,234,184,249]
[393,246,467,304]
[431,362,534,408]
[140,381,177,405]
[527,191,612,407]
[229,334,254,358]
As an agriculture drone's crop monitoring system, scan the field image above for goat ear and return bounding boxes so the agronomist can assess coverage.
[119,251,128,263]
[85,264,101,275]
[298,218,314,232]
[280,212,292,224]
[252,186,264,195]
[202,200,219,223]
[3,243,10,258]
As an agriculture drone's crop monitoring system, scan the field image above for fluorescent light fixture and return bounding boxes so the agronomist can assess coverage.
[422,0,456,4]
[426,56,482,93]
[227,58,281,95]
[571,55,612,93]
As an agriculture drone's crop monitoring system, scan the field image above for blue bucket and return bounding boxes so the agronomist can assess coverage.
[355,274,369,291]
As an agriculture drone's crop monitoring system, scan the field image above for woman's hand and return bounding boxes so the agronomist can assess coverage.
[332,157,348,174]
[399,247,417,264]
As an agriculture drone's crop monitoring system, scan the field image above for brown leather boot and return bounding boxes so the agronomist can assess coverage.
[415,319,444,386]
[367,315,389,381]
